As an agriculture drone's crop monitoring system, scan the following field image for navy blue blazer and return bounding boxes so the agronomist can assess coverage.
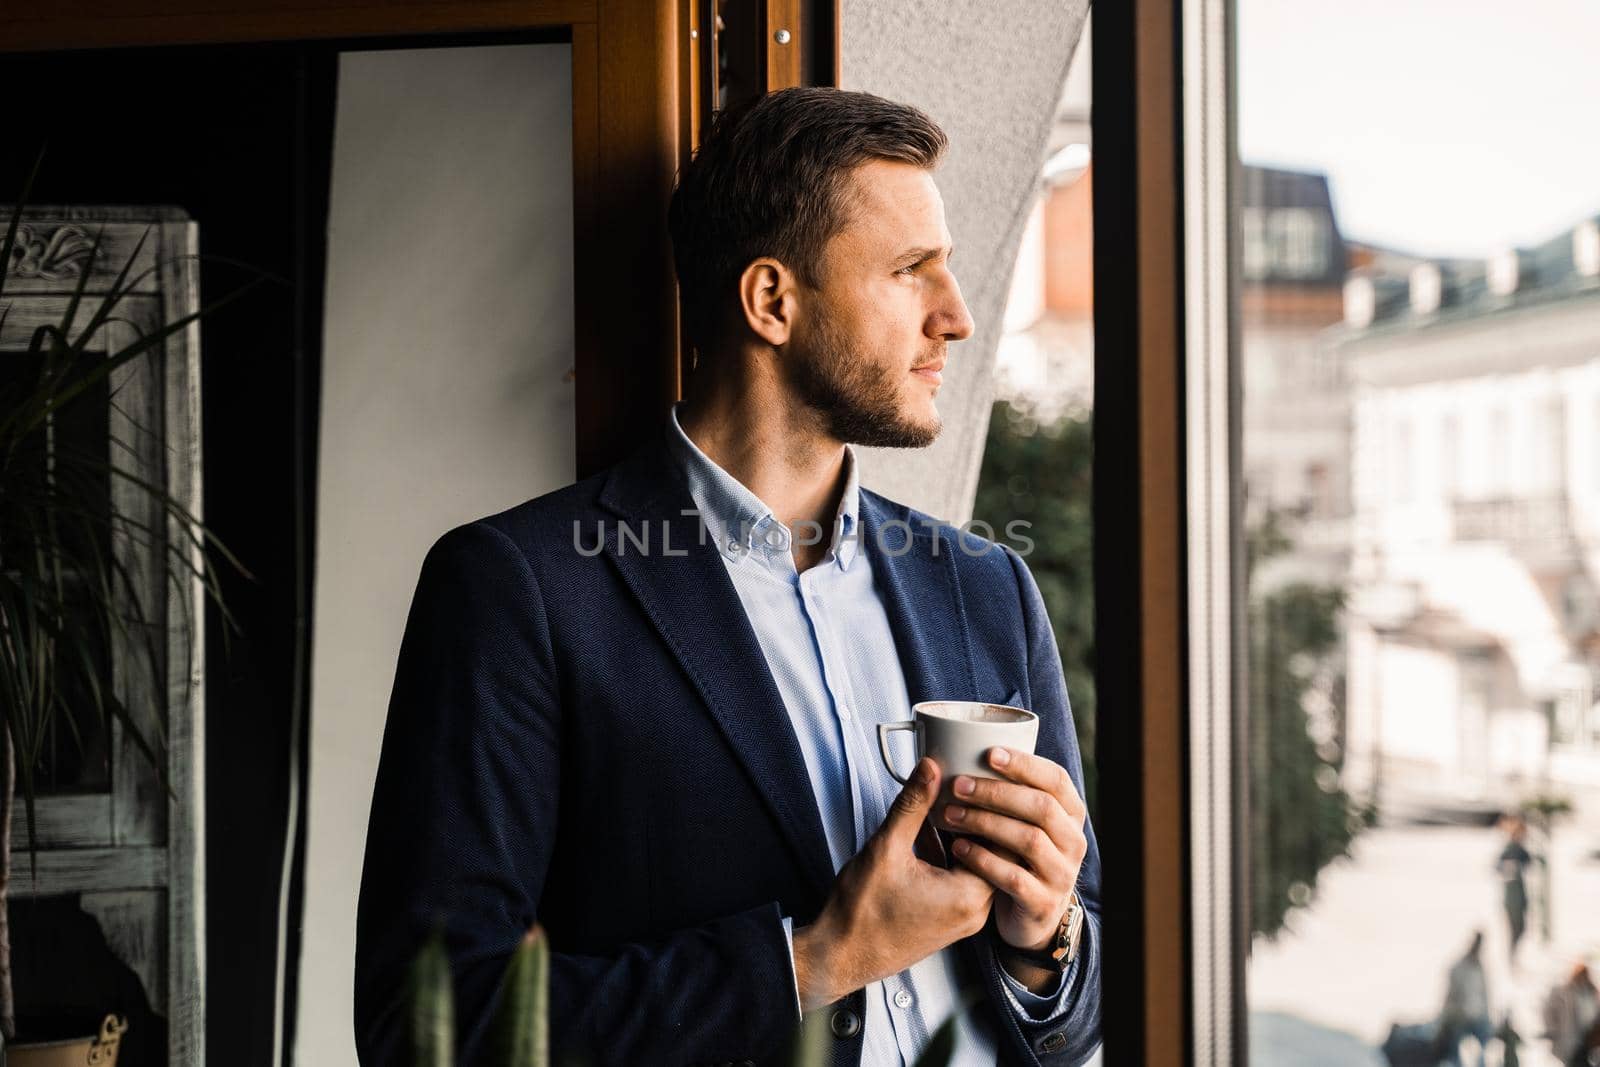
[353,425,1103,1066]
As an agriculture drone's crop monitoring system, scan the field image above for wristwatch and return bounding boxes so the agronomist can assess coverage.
[1000,890,1085,973]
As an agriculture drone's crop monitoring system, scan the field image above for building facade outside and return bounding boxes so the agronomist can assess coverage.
[1337,218,1600,821]
[1240,165,1355,591]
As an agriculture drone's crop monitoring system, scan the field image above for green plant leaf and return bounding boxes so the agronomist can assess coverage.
[410,926,455,1067]
[488,925,549,1067]
[53,224,106,348]
[786,1007,832,1067]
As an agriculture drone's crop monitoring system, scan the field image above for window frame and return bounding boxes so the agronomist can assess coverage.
[1093,0,1243,1062]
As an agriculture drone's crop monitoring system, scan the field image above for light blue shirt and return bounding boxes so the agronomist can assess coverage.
[665,404,1071,1065]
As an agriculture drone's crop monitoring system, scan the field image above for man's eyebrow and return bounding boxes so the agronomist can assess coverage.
[893,246,953,267]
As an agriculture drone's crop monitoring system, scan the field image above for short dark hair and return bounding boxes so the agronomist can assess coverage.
[667,86,948,352]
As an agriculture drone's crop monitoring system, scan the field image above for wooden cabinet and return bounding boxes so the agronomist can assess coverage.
[3,206,204,1064]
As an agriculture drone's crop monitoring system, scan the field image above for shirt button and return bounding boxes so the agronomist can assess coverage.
[894,989,914,1009]
[726,539,743,555]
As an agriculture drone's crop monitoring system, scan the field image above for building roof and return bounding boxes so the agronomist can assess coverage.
[1340,215,1600,340]
[1240,164,1348,287]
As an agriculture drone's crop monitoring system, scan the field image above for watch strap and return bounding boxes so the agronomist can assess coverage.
[999,891,1084,974]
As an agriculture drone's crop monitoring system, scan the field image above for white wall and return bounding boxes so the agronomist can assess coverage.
[843,0,1090,525]
[297,44,575,1065]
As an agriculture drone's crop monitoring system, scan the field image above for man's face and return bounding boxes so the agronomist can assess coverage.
[783,159,975,448]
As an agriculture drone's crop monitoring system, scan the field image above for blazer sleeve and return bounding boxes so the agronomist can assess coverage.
[353,521,800,1066]
[988,544,1104,1067]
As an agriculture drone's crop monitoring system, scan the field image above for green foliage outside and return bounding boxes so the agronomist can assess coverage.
[971,399,1097,816]
[1246,508,1367,939]
[971,396,1365,938]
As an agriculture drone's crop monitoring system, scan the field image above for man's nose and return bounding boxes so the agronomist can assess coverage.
[930,275,975,342]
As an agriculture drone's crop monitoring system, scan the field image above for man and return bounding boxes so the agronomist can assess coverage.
[1497,814,1534,967]
[1543,959,1599,1067]
[355,87,1101,1066]
[1436,931,1494,1067]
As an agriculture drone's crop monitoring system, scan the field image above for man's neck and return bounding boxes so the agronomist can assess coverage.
[677,370,850,571]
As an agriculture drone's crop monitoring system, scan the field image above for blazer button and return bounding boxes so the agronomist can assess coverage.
[1039,1030,1068,1053]
[830,1007,862,1038]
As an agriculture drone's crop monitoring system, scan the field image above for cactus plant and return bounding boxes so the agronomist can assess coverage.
[487,926,550,1067]
[407,926,967,1066]
[409,926,455,1067]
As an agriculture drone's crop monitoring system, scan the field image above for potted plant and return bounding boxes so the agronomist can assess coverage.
[1,161,257,1063]
[404,924,960,1067]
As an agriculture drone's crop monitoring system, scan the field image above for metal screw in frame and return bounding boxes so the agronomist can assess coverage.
[773,28,791,44]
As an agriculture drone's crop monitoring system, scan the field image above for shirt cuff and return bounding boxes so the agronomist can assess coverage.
[992,935,1077,1023]
[782,915,803,1021]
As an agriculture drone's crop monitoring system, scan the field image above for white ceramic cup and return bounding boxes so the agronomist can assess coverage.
[877,700,1039,799]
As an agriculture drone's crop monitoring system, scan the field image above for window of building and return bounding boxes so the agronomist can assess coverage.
[1440,413,1461,499]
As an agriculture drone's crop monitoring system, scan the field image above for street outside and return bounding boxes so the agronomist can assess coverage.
[1248,815,1600,1066]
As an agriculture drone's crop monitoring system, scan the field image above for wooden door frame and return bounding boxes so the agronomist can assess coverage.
[0,0,688,477]
[0,6,682,1064]
[1,7,843,1063]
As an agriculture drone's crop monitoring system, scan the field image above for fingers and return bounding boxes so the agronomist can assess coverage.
[948,837,1061,927]
[944,751,1086,859]
[942,804,1072,886]
[987,748,1086,823]
[882,757,941,852]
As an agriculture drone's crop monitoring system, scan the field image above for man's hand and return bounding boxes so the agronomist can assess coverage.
[793,757,994,1011]
[936,747,1087,961]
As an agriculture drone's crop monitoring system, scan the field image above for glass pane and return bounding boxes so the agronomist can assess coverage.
[1236,4,1600,1065]
[976,34,1100,1067]
[977,16,1095,819]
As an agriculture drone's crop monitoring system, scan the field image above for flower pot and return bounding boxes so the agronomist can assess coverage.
[8,1015,127,1067]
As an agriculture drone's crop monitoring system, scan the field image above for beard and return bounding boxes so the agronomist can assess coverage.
[784,313,944,449]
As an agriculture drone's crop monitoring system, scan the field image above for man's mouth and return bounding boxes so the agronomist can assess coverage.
[911,360,945,384]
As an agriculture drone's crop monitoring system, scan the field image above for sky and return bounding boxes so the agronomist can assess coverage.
[1237,0,1600,258]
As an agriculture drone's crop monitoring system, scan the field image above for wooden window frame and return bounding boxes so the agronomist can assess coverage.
[1094,0,1243,1063]
[1,5,1255,1065]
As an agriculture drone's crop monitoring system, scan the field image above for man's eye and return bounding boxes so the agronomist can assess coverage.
[896,264,917,276]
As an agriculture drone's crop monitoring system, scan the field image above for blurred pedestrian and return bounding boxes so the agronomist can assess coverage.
[1544,960,1600,1067]
[1579,1014,1600,1067]
[1436,931,1494,1067]
[1498,1012,1521,1067]
[1498,813,1535,966]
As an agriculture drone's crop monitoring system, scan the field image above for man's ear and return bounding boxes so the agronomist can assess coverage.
[737,257,798,347]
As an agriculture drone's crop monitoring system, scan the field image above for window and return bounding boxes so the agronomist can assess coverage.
[1233,3,1600,1064]
[1538,395,1565,493]
[1594,395,1600,494]
[1440,413,1461,499]
[1490,407,1511,494]
[1390,417,1413,503]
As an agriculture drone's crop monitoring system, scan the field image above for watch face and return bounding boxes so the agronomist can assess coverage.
[1062,899,1085,962]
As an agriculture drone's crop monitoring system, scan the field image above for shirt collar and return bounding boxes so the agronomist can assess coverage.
[665,402,861,571]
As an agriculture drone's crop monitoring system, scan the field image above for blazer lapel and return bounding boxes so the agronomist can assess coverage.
[858,490,978,709]
[596,433,837,901]
[857,495,1020,1039]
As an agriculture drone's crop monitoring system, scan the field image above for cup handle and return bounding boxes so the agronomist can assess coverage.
[877,721,923,784]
